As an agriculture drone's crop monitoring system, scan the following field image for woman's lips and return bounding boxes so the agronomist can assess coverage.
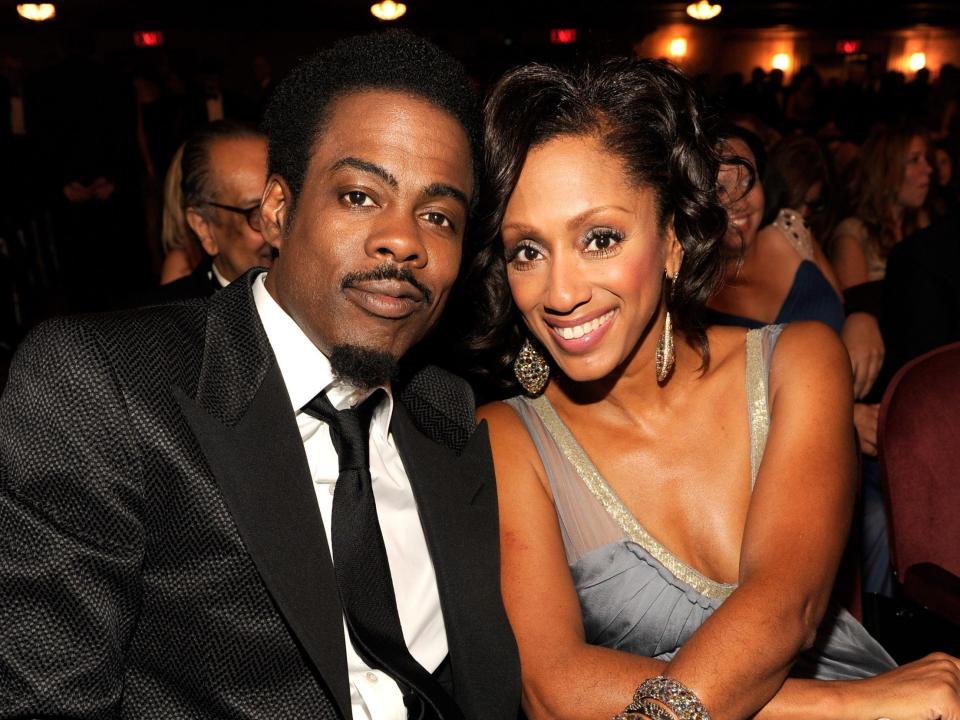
[547,309,616,353]
[344,281,423,319]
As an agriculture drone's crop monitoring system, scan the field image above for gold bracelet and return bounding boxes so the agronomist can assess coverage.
[615,676,712,720]
[613,697,677,720]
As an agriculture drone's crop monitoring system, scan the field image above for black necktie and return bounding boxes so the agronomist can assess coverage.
[304,391,462,720]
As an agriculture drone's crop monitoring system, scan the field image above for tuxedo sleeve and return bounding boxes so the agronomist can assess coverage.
[0,317,144,717]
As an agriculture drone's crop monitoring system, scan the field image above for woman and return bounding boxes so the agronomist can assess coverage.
[467,58,959,720]
[831,126,931,403]
[831,126,933,594]
[159,143,204,284]
[707,127,845,334]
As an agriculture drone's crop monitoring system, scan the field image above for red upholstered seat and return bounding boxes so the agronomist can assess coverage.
[879,341,960,626]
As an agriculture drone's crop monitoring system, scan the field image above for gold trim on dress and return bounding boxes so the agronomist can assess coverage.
[528,394,736,601]
[745,327,769,491]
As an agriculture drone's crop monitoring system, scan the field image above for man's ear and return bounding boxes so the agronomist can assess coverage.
[186,207,219,257]
[260,175,290,252]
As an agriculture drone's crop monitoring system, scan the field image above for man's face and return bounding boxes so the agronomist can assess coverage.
[200,136,272,282]
[262,90,473,364]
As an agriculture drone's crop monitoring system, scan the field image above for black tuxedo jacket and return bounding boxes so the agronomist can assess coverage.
[0,271,519,718]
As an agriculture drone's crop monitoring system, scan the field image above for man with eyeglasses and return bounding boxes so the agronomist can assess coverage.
[159,119,273,301]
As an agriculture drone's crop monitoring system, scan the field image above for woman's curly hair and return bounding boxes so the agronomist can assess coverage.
[453,57,728,396]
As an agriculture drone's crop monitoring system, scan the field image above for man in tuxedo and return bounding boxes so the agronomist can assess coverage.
[0,32,519,719]
[155,119,273,302]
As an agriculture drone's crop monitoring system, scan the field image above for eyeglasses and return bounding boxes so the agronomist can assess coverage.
[202,201,263,232]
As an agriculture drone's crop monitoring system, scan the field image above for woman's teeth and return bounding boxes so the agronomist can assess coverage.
[553,310,615,340]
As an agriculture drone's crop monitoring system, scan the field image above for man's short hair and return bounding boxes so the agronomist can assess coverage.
[180,119,264,214]
[263,31,481,217]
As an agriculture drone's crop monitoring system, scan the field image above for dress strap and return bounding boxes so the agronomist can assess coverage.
[772,208,814,260]
[745,324,784,489]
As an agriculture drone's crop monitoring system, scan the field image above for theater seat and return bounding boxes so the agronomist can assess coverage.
[879,341,960,626]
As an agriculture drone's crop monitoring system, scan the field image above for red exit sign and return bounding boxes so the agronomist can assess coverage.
[134,31,164,47]
[836,39,861,54]
[550,28,577,45]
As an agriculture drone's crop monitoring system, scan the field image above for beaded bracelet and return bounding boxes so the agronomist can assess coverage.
[613,676,712,720]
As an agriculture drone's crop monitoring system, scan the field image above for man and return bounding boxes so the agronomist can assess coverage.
[155,119,274,302]
[880,213,960,384]
[0,32,519,719]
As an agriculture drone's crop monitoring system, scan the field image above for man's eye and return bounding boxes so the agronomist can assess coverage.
[344,191,375,207]
[423,211,453,229]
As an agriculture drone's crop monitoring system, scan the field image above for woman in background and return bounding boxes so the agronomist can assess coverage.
[707,126,844,334]
[159,143,203,284]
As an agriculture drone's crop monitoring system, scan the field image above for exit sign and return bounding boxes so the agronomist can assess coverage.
[550,28,577,44]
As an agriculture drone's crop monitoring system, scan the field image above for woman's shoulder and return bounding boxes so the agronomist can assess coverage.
[833,215,869,244]
[703,321,845,377]
[763,207,815,260]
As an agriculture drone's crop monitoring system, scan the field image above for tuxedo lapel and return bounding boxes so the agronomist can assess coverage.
[175,273,350,718]
[390,403,515,717]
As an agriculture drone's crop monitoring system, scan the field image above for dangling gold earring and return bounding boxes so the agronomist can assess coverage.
[514,338,550,395]
[656,266,680,383]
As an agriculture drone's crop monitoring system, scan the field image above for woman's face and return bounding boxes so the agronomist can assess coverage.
[501,134,681,383]
[897,135,932,209]
[718,138,764,248]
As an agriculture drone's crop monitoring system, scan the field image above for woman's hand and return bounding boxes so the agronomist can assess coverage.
[842,312,885,399]
[841,653,960,720]
[853,403,879,456]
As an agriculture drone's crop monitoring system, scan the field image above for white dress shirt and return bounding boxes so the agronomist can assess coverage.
[252,272,448,720]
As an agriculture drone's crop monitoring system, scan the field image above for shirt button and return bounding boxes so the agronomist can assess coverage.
[365,671,378,684]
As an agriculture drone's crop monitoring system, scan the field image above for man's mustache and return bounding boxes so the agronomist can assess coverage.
[340,264,434,305]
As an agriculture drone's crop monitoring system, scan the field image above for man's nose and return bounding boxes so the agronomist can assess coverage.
[366,211,427,268]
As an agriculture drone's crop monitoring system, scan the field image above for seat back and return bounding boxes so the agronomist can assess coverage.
[879,341,960,581]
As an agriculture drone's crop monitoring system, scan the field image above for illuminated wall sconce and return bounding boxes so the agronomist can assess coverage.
[669,38,688,58]
[16,3,56,21]
[686,1,721,20]
[370,1,406,20]
[909,52,927,72]
[771,53,791,72]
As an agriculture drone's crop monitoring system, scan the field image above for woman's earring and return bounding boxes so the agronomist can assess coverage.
[656,269,680,383]
[514,338,550,395]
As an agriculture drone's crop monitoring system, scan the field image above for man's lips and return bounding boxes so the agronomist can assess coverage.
[344,280,425,319]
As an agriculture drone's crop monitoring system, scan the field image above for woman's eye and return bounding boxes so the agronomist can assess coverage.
[507,242,543,265]
[585,229,623,252]
[343,191,375,207]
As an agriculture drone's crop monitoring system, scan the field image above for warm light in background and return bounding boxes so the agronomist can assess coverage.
[550,28,577,45]
[686,1,721,20]
[771,53,791,72]
[370,1,406,20]
[669,37,688,58]
[909,52,927,71]
[16,3,56,21]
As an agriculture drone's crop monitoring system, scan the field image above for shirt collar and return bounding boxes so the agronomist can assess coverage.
[210,262,230,289]
[251,271,394,440]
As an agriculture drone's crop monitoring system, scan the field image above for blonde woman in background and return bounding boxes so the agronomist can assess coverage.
[159,143,204,284]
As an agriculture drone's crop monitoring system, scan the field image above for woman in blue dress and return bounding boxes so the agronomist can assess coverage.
[464,58,960,720]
